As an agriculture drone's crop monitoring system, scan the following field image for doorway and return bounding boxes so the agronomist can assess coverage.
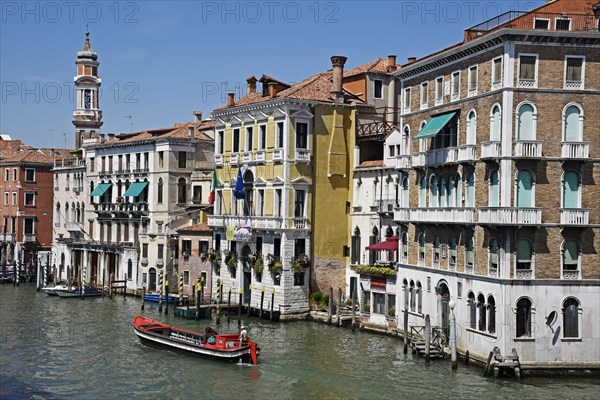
[149,268,157,292]
[437,281,450,343]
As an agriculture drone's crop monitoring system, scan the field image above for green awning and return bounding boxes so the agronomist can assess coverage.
[124,182,148,197]
[90,183,111,196]
[413,111,458,140]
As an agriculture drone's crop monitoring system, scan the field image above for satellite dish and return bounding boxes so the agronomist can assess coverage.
[546,311,558,328]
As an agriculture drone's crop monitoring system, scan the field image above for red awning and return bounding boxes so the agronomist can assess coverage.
[366,236,399,251]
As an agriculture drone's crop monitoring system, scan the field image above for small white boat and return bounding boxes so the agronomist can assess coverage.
[42,283,72,296]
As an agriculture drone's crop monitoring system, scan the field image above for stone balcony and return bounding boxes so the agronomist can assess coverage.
[272,148,284,162]
[514,140,542,158]
[394,207,475,224]
[560,208,589,226]
[478,207,542,225]
[480,141,501,159]
[295,149,310,162]
[561,141,589,159]
[214,154,223,166]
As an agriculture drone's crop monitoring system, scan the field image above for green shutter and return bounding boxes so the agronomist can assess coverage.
[516,240,532,262]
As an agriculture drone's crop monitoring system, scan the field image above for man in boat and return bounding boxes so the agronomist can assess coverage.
[239,326,248,344]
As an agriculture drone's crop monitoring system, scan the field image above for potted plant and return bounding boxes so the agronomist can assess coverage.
[293,254,310,273]
[250,253,264,275]
[267,254,282,273]
[224,250,237,269]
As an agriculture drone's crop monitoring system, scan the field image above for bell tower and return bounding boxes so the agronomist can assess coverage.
[72,30,102,149]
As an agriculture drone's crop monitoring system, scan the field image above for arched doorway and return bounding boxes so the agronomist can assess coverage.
[241,245,252,304]
[437,281,451,343]
[149,268,157,292]
[243,170,254,216]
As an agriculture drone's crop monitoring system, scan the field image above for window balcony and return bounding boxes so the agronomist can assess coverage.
[515,269,533,279]
[448,262,456,272]
[518,79,537,89]
[394,155,411,169]
[208,215,284,230]
[411,152,426,168]
[468,87,478,97]
[293,218,309,229]
[560,208,589,226]
[479,207,542,225]
[432,259,440,269]
[133,168,149,175]
[295,149,311,162]
[23,234,36,243]
[514,140,542,158]
[156,259,164,267]
[562,269,580,279]
[465,264,474,274]
[140,257,148,266]
[404,207,475,224]
[65,222,81,232]
[229,153,239,165]
[214,154,223,166]
[393,207,410,222]
[242,152,253,163]
[561,141,589,159]
[255,150,266,163]
[457,144,476,162]
[481,141,501,159]
[491,81,502,91]
[0,233,15,242]
[564,80,582,90]
[488,267,498,278]
[273,148,284,162]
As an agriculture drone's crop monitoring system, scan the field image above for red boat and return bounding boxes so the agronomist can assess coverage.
[133,315,259,365]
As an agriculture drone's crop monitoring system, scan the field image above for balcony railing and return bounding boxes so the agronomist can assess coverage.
[23,234,36,243]
[242,152,253,163]
[394,207,410,222]
[488,267,498,278]
[561,141,589,159]
[468,87,478,97]
[357,121,397,137]
[514,140,542,158]
[481,141,501,159]
[0,233,15,242]
[457,144,476,162]
[214,154,223,166]
[273,148,284,162]
[562,269,580,280]
[295,149,310,162]
[515,269,533,279]
[403,208,475,224]
[293,218,309,229]
[491,81,502,91]
[394,155,411,169]
[229,154,239,165]
[560,208,589,225]
[518,79,537,88]
[565,80,583,90]
[376,199,396,213]
[255,150,266,163]
[465,264,474,274]
[208,215,284,230]
[479,207,542,225]
[412,152,426,167]
[65,222,82,232]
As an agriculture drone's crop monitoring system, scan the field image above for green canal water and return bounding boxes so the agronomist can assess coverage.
[1,285,597,399]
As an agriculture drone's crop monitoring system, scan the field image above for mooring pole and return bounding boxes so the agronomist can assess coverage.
[15,259,20,287]
[158,270,164,313]
[270,288,275,321]
[424,314,431,361]
[259,287,265,320]
[12,259,17,287]
[164,280,169,315]
[247,284,252,317]
[403,308,409,354]
[337,288,342,326]
[351,288,357,332]
[196,278,201,321]
[216,279,221,325]
[238,288,242,326]
[36,259,41,291]
[141,286,146,311]
[109,273,113,299]
[449,300,457,370]
[227,287,232,323]
[327,287,333,325]
[179,273,184,307]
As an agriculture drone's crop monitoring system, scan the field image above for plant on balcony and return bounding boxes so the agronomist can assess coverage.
[116,196,124,203]
[249,253,264,275]
[200,252,208,262]
[388,307,396,317]
[355,264,397,277]
[223,250,237,269]
[208,251,221,264]
[293,254,310,273]
[267,254,282,273]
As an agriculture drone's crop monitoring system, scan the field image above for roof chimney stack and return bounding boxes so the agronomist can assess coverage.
[407,57,417,64]
[246,76,257,96]
[330,55,348,103]
[268,82,277,98]
[193,110,203,122]
[227,92,235,107]
[387,55,397,72]
[188,126,195,137]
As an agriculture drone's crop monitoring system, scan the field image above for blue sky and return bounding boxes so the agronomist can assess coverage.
[1,0,544,149]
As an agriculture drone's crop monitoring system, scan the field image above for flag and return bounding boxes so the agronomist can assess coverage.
[209,167,219,204]
[233,169,245,199]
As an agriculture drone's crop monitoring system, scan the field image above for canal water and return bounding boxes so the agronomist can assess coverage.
[1,285,597,400]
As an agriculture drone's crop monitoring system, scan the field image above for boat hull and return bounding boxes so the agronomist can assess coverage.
[144,293,181,304]
[55,288,103,298]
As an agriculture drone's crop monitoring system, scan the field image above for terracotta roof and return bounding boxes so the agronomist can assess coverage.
[102,120,215,146]
[177,222,212,233]
[0,140,73,164]
[356,159,385,169]
[344,58,390,77]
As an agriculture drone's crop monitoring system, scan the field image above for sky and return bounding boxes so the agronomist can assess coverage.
[0,0,545,149]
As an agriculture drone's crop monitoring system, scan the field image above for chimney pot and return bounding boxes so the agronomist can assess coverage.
[407,57,417,64]
[330,55,348,103]
[193,110,203,122]
[246,75,257,95]
[268,82,277,98]
[387,55,397,71]
[227,92,235,107]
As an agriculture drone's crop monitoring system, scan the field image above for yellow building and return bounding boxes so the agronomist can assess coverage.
[209,56,362,317]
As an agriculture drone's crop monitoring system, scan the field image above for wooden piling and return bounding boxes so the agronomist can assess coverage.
[191,281,196,306]
[164,280,169,315]
[200,276,205,305]
[465,350,470,365]
[424,314,431,361]
[327,287,333,325]
[109,273,113,298]
[351,288,357,332]
[227,287,232,323]
[141,287,145,311]
[247,284,252,317]
[195,281,201,321]
[403,308,409,354]
[238,289,242,326]
[336,288,342,326]
[179,273,184,306]
[216,279,221,325]
[259,287,264,320]
[158,270,164,313]
[270,288,275,321]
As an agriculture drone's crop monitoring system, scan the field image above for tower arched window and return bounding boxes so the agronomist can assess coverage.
[563,297,580,338]
[489,170,499,207]
[563,104,582,142]
[490,105,501,141]
[84,89,91,109]
[177,178,187,204]
[157,178,164,204]
[517,103,536,140]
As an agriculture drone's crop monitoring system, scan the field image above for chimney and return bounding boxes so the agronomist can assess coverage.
[227,92,235,107]
[188,126,195,137]
[268,82,277,98]
[50,148,55,156]
[387,55,397,72]
[330,55,348,103]
[246,75,257,96]
[407,57,417,64]
[107,133,115,140]
[193,110,203,122]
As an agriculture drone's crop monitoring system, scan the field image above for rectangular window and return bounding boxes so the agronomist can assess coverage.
[420,81,428,108]
[565,56,584,88]
[492,57,502,87]
[403,87,411,112]
[246,127,253,151]
[296,122,308,149]
[257,189,264,216]
[199,240,209,254]
[4,169,8,181]
[259,125,266,150]
[435,76,443,105]
[157,244,164,260]
[182,239,192,255]
[217,130,224,154]
[451,71,460,100]
[12,191,16,205]
[518,55,537,87]
[294,189,305,218]
[468,65,478,96]
[183,270,190,285]
[389,145,395,157]
[3,192,8,206]
[178,151,186,168]
[274,237,281,258]
[24,192,35,206]
[373,292,386,315]
[534,18,549,29]
[12,168,17,181]
[275,189,282,217]
[159,152,164,168]
[24,218,34,235]
[374,79,383,99]
[555,18,571,31]
[25,168,35,182]
[142,243,148,258]
[233,128,240,152]
[276,122,284,148]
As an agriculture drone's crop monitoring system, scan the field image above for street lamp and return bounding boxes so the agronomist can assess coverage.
[449,299,457,370]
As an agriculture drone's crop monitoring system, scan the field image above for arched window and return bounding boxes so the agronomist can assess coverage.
[419,121,427,152]
[65,202,70,223]
[489,238,499,274]
[455,173,462,207]
[466,110,477,144]
[516,297,532,337]
[401,177,409,208]
[419,176,427,207]
[468,292,476,329]
[563,105,582,142]
[351,227,361,264]
[466,173,475,207]
[562,171,580,208]
[562,240,579,275]
[416,281,423,314]
[402,125,410,154]
[517,103,535,140]
[447,176,454,207]
[157,178,163,204]
[369,226,379,265]
[418,233,426,265]
[490,105,501,141]
[449,236,457,269]
[243,170,254,216]
[563,297,580,338]
[478,293,486,331]
[177,177,187,203]
[409,280,415,311]
[516,239,532,271]
[489,170,499,207]
[465,235,474,270]
[487,295,496,333]
[127,260,133,281]
[439,177,446,207]
[71,202,76,222]
[430,175,438,207]
[516,170,533,207]
[403,279,409,309]
[401,231,408,263]
[56,202,61,225]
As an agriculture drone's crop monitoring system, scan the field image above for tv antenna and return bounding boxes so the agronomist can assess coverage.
[124,115,134,132]
[63,132,67,149]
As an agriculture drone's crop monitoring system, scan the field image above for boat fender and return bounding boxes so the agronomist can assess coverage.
[208,336,216,345]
